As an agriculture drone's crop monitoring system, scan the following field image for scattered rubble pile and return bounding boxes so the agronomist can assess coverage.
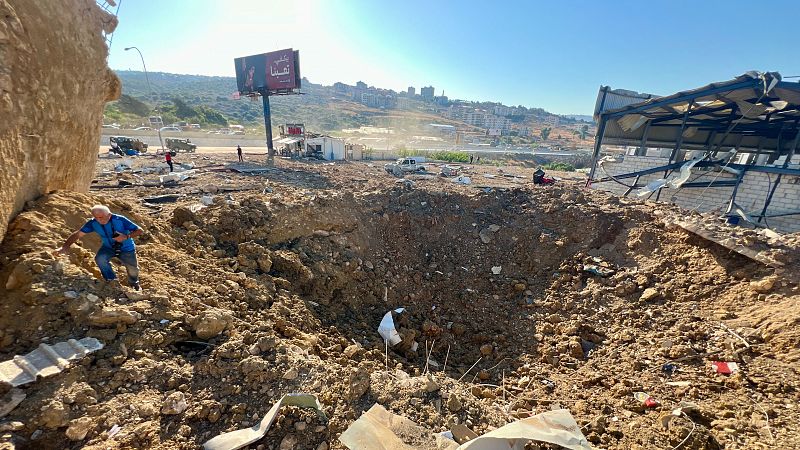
[0,157,798,449]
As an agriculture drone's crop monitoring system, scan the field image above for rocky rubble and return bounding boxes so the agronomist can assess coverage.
[0,156,798,449]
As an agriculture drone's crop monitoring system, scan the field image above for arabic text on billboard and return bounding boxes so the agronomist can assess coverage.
[234,49,301,95]
[286,124,304,135]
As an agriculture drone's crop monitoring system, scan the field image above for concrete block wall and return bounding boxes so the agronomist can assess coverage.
[593,156,800,233]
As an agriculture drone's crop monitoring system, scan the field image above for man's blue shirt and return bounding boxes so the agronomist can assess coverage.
[80,214,140,252]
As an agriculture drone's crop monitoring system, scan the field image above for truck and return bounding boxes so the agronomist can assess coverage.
[165,138,197,153]
[384,157,427,176]
[109,136,148,155]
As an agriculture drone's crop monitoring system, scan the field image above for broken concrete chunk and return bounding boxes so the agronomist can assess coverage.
[343,343,362,358]
[749,275,777,293]
[194,311,229,340]
[65,416,94,441]
[87,307,141,326]
[640,287,660,302]
[161,392,188,415]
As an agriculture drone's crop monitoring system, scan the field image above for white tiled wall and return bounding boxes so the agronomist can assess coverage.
[592,156,800,232]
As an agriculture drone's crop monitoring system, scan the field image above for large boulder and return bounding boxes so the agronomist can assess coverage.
[0,0,120,242]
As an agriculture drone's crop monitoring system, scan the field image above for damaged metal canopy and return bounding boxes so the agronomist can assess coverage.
[594,72,800,153]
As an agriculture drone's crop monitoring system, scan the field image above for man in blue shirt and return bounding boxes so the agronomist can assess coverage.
[53,205,144,290]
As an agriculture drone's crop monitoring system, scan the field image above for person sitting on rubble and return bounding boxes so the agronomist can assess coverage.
[533,167,556,185]
[53,205,143,290]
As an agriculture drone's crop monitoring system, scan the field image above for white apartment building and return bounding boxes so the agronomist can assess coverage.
[484,115,511,131]
[463,110,485,127]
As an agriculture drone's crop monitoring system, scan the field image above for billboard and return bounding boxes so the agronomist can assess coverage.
[234,49,301,95]
[286,123,305,136]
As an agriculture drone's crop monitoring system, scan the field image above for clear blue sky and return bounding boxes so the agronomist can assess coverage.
[107,0,800,115]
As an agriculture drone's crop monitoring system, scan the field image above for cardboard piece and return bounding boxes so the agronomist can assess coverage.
[340,404,458,450]
[340,404,592,450]
[202,393,325,450]
[457,409,592,450]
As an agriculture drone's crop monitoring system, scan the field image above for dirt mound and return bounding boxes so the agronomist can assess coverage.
[0,0,120,242]
[0,158,798,449]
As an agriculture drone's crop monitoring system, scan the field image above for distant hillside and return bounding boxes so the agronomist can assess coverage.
[107,71,592,144]
[111,71,379,132]
[563,114,595,123]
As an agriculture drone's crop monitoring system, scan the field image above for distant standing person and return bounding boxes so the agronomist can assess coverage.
[165,150,174,172]
[237,145,243,162]
[476,156,481,164]
[469,154,474,164]
[53,205,143,290]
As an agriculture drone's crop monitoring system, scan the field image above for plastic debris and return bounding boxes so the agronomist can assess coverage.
[582,264,614,277]
[378,308,406,346]
[491,266,502,275]
[633,391,659,408]
[107,424,122,439]
[201,195,215,206]
[662,363,678,376]
[0,338,104,387]
[711,361,739,375]
[202,393,325,450]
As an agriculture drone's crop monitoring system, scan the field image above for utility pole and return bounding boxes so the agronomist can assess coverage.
[125,46,164,152]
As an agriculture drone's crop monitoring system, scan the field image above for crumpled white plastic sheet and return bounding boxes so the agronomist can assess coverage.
[378,308,406,346]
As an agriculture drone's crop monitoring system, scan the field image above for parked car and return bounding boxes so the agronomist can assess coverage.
[159,126,182,133]
[102,124,120,129]
[134,126,152,131]
[384,157,427,176]
[165,138,197,153]
[109,136,148,155]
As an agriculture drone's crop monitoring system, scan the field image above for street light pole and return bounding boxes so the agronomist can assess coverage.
[124,46,164,152]
[124,47,151,92]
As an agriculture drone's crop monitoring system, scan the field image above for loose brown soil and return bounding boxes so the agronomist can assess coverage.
[0,153,797,449]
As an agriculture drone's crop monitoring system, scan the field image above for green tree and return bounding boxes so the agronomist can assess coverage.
[540,127,552,140]
[116,94,151,116]
[172,98,196,119]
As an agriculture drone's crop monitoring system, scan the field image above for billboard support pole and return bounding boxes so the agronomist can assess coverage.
[262,93,275,165]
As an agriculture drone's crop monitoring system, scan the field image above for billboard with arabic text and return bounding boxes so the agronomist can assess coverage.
[234,48,301,95]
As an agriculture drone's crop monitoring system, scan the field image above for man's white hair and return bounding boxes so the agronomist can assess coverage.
[91,204,111,215]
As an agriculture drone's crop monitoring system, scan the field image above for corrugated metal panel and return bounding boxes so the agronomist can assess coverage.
[594,87,657,120]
